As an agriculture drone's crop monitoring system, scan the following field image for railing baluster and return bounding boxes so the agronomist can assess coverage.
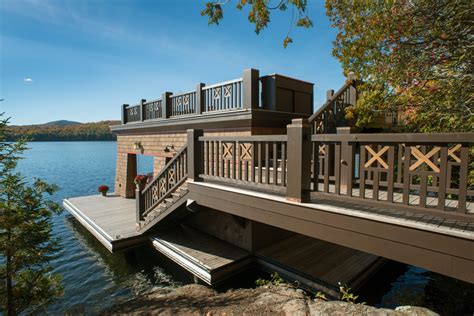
[265,142,270,184]
[281,142,286,187]
[458,144,469,212]
[387,146,395,202]
[335,142,341,195]
[258,142,263,183]
[403,145,411,205]
[324,143,330,193]
[273,142,278,185]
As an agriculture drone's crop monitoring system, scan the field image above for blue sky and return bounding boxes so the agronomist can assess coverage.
[0,0,345,125]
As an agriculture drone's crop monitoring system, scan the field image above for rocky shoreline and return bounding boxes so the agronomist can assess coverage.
[103,284,438,315]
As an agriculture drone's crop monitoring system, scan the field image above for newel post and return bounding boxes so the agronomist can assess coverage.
[338,127,355,195]
[243,68,259,110]
[135,188,144,223]
[162,92,172,118]
[286,118,312,202]
[122,104,129,124]
[196,83,205,114]
[140,99,146,121]
[187,129,204,181]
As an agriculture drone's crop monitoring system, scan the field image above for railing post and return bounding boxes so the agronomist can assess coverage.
[187,129,204,181]
[122,104,129,124]
[135,188,144,223]
[286,118,312,202]
[337,127,355,195]
[243,68,259,110]
[162,92,172,118]
[140,99,146,121]
[196,83,205,114]
[348,72,357,106]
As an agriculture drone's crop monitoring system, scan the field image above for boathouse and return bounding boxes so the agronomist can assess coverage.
[64,69,474,295]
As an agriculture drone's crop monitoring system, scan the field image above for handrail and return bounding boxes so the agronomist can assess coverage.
[138,144,188,219]
[202,77,243,90]
[308,80,354,123]
[311,132,474,143]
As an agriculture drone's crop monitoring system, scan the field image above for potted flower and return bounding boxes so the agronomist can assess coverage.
[134,175,147,190]
[98,185,109,196]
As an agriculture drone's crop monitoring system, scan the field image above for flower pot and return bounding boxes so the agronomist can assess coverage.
[101,191,107,197]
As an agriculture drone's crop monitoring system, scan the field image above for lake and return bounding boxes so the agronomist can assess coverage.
[14,142,474,314]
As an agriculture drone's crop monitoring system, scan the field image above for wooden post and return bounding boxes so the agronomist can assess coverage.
[337,127,355,195]
[162,92,172,118]
[140,99,146,121]
[286,118,311,202]
[348,72,357,106]
[121,104,129,124]
[135,188,144,223]
[243,68,259,110]
[196,83,205,114]
[187,129,204,181]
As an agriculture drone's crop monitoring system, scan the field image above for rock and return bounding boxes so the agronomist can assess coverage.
[103,284,439,315]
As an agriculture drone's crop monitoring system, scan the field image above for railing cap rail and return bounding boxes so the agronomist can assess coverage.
[143,98,162,105]
[171,90,197,98]
[311,132,474,143]
[199,135,287,142]
[202,77,243,90]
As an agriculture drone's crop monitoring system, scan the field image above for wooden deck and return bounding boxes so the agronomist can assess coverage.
[256,234,384,296]
[150,225,252,285]
[63,194,147,252]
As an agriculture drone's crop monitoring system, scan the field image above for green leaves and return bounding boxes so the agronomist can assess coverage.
[202,1,312,47]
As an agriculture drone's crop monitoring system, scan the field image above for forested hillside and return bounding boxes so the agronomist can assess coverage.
[6,120,120,141]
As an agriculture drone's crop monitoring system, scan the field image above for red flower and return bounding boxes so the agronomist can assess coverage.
[98,185,109,193]
[134,175,147,186]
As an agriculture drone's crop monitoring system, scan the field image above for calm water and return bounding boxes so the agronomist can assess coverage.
[13,142,474,314]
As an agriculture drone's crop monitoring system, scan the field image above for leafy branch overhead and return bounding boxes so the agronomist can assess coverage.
[201,0,313,48]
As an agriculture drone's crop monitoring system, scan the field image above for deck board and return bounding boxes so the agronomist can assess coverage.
[63,194,146,251]
[256,234,382,290]
[150,226,252,284]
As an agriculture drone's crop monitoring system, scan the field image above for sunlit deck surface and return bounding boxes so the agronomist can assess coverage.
[150,225,252,285]
[256,234,384,296]
[63,194,147,252]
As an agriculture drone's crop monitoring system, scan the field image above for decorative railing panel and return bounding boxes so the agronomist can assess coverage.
[125,105,141,123]
[311,133,474,216]
[203,78,243,112]
[138,145,187,219]
[171,91,197,117]
[144,99,163,120]
[199,135,287,190]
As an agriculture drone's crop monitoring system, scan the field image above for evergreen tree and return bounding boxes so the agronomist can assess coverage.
[0,114,63,315]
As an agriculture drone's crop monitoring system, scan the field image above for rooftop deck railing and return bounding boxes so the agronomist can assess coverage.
[120,68,315,125]
[185,120,473,222]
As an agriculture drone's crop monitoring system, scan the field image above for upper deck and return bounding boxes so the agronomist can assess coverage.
[111,69,316,134]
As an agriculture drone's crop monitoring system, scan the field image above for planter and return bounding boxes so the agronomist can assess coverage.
[101,191,107,197]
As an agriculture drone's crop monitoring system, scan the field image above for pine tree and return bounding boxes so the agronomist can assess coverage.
[0,114,63,315]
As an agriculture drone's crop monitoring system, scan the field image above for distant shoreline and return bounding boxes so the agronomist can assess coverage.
[6,119,120,142]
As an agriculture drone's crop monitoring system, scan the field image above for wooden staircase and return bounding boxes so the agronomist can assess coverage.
[136,145,190,233]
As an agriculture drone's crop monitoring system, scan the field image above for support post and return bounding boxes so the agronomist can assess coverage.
[348,72,357,106]
[338,127,355,195]
[286,118,312,202]
[196,83,205,114]
[140,99,146,121]
[187,129,204,181]
[121,104,129,124]
[135,188,144,223]
[162,92,172,118]
[243,68,259,110]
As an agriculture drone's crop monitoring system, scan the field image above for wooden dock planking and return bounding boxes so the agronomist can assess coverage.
[63,194,147,252]
[256,234,382,292]
[150,226,252,285]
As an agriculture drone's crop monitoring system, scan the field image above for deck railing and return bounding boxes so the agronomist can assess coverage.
[308,74,357,134]
[198,135,288,192]
[203,78,243,112]
[136,145,187,221]
[310,132,473,217]
[186,120,473,221]
[171,91,197,117]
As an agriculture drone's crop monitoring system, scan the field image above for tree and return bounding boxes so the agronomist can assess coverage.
[0,114,63,315]
[201,0,313,48]
[202,1,473,132]
[326,0,473,132]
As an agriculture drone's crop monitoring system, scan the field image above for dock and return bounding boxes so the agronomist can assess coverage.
[150,226,252,285]
[63,194,146,251]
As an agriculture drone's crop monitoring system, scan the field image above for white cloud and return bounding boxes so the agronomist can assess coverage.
[24,78,34,82]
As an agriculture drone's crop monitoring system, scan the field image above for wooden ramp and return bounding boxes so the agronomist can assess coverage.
[255,234,385,297]
[150,226,252,285]
[63,194,147,252]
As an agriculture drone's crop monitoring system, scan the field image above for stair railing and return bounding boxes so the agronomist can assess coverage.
[136,145,187,222]
[308,74,358,134]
